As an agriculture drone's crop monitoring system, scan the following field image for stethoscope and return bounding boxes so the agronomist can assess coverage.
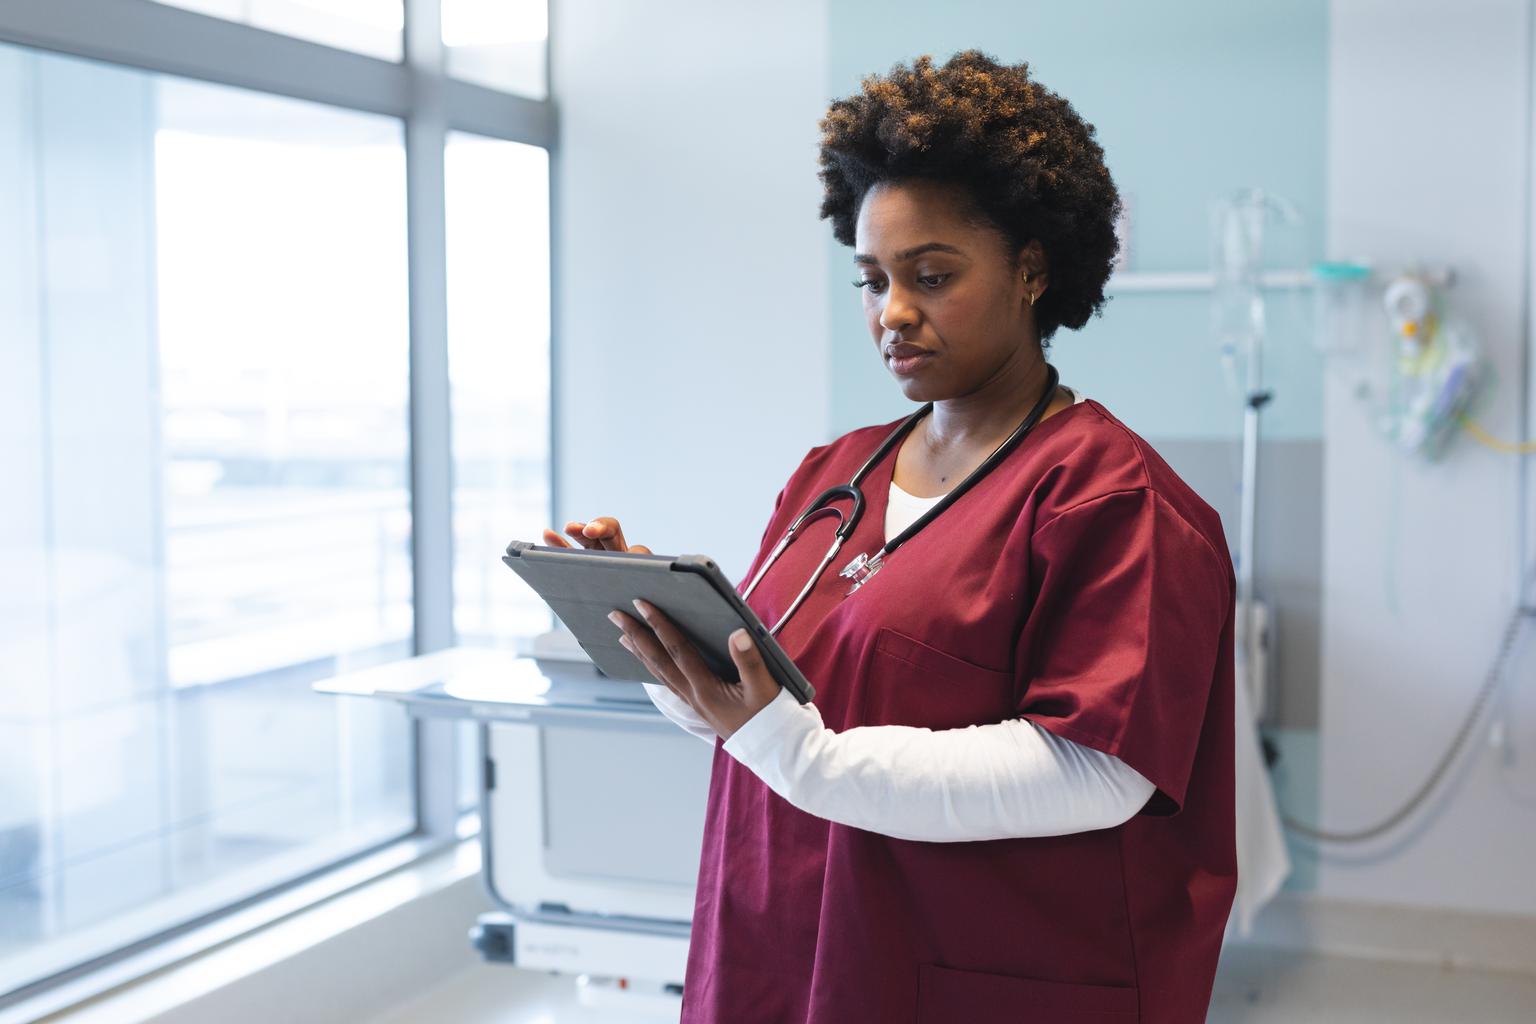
[742,363,1061,636]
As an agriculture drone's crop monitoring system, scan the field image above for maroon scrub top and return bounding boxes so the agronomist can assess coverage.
[680,398,1237,1024]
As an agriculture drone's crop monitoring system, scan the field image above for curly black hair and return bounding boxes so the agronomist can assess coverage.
[818,50,1122,344]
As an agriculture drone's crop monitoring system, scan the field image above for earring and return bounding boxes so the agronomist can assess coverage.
[1028,291,1037,307]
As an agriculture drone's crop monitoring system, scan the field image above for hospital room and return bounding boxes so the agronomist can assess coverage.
[2,1,1534,1021]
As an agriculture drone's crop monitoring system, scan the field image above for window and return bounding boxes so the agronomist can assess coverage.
[0,0,553,1004]
[0,44,415,997]
[447,131,553,647]
[444,131,552,813]
[443,0,548,99]
[151,0,404,61]
[156,82,416,684]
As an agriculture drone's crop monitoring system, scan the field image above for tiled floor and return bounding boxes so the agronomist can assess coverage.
[372,945,1536,1023]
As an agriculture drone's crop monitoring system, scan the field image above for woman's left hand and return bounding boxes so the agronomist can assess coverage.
[608,600,781,741]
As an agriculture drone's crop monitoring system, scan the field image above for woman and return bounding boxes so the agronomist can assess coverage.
[545,51,1236,1024]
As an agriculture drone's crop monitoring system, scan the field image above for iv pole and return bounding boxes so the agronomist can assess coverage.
[1238,341,1272,723]
[1212,189,1294,929]
[1215,187,1298,731]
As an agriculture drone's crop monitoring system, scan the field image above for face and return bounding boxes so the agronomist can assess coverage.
[853,180,1045,403]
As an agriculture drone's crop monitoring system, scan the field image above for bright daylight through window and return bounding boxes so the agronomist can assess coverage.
[0,47,416,996]
[0,0,552,1000]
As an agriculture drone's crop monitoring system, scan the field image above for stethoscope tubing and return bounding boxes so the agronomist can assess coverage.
[743,363,1062,635]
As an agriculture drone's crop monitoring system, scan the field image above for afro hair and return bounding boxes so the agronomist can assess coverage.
[818,50,1122,344]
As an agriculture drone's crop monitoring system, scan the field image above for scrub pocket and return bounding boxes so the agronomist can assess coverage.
[916,964,1139,1023]
[866,627,1014,730]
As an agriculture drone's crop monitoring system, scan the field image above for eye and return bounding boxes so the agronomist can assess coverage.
[918,273,951,288]
[852,278,887,295]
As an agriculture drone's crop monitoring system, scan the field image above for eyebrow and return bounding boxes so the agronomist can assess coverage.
[853,242,965,265]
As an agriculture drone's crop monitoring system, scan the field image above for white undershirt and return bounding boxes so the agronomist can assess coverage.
[641,386,1157,841]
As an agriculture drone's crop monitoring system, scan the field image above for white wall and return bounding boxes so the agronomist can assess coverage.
[1320,0,1536,914]
[550,0,831,581]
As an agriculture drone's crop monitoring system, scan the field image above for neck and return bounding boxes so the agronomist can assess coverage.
[924,347,1054,452]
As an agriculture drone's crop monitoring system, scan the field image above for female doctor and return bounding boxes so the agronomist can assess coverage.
[543,51,1237,1024]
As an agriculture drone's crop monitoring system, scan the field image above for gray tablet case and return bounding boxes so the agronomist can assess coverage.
[501,541,815,704]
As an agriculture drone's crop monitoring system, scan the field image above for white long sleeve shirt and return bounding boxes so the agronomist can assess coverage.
[641,387,1158,842]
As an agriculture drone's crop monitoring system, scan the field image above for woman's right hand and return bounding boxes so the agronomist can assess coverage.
[542,517,652,555]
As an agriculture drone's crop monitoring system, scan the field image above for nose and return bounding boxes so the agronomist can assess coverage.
[877,282,918,334]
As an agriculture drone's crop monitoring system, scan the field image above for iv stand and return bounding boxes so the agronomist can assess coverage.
[1238,332,1272,727]
[1216,187,1296,735]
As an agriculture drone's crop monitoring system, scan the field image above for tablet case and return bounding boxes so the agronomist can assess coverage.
[501,541,815,704]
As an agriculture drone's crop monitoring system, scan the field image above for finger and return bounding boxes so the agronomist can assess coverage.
[563,521,602,550]
[629,544,652,555]
[624,627,689,695]
[631,599,717,697]
[583,516,628,552]
[727,628,781,705]
[541,528,574,548]
[609,610,688,692]
[648,646,697,708]
[646,647,696,706]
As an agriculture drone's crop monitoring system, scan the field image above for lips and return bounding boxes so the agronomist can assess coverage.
[885,343,935,376]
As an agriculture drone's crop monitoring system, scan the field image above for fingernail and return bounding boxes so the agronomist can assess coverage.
[607,611,623,627]
[619,635,634,652]
[731,629,753,653]
[632,599,648,618]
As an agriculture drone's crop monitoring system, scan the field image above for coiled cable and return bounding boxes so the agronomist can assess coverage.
[1279,564,1536,843]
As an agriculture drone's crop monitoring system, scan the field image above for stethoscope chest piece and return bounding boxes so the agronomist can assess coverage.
[838,549,885,595]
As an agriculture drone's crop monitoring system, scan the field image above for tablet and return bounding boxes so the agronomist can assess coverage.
[501,541,816,704]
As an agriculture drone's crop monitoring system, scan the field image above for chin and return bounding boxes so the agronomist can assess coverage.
[893,376,947,405]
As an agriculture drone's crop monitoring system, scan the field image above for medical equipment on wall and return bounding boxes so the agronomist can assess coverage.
[1280,261,1536,844]
[741,364,1059,626]
[1311,263,1483,461]
[1307,262,1534,463]
[1309,260,1373,356]
[1382,277,1483,458]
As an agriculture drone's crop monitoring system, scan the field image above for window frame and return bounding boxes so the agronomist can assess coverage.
[0,0,554,1007]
